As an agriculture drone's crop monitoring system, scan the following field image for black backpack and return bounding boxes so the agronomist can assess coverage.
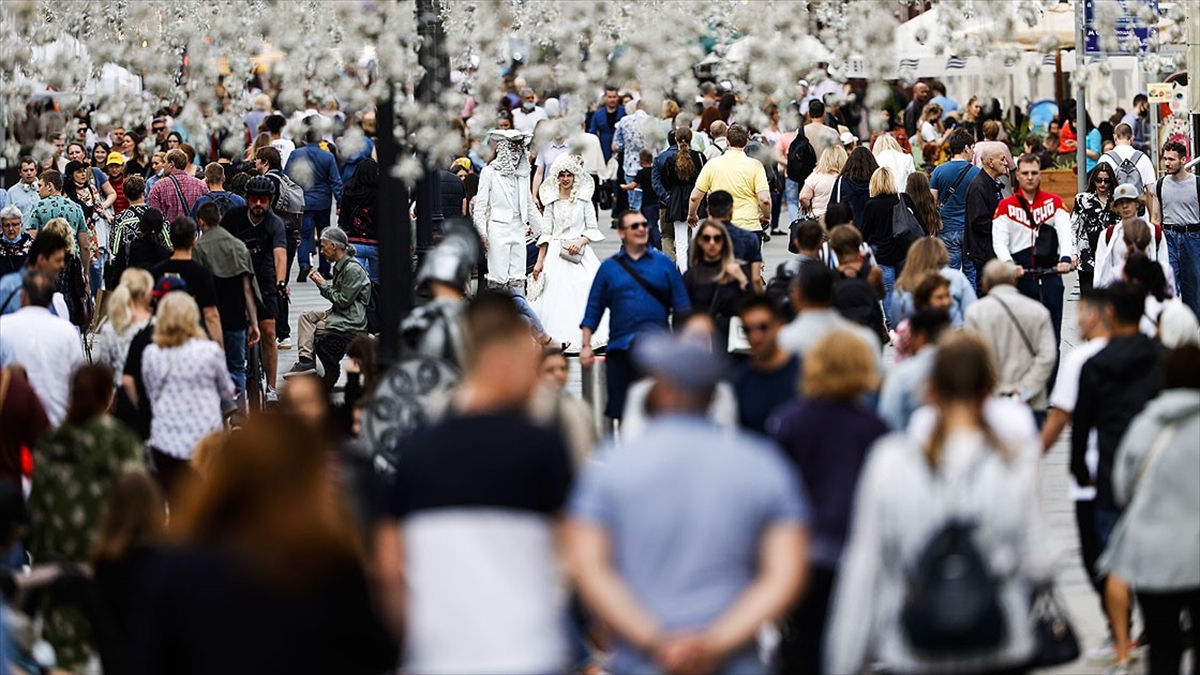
[766,260,799,320]
[902,457,1007,655]
[786,132,817,184]
[890,198,924,264]
[833,268,886,344]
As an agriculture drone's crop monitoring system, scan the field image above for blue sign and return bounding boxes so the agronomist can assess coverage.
[1084,0,1158,54]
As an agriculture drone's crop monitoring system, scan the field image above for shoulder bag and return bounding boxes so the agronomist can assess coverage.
[166,174,192,215]
[614,255,671,312]
[938,162,973,206]
[991,294,1035,357]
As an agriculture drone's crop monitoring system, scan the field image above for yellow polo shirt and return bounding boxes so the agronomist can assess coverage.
[694,148,770,231]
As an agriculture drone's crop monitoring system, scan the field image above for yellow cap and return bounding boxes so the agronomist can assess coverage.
[106,152,125,166]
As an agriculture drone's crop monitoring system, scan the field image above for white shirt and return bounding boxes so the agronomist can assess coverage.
[1093,220,1175,294]
[142,338,233,458]
[272,138,296,170]
[1097,144,1156,192]
[512,106,549,135]
[0,306,84,426]
[778,308,882,368]
[1048,337,1108,500]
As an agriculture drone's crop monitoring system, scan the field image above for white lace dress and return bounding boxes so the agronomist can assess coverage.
[529,196,608,351]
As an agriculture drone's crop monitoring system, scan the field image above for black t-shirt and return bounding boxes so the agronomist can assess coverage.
[220,206,288,297]
[212,275,249,332]
[605,109,617,134]
[634,166,653,192]
[385,411,573,519]
[731,355,801,434]
[152,259,219,311]
[119,323,154,440]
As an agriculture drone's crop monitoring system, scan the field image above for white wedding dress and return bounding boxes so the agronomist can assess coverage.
[529,195,609,351]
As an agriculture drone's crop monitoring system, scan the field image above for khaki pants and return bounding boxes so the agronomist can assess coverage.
[298,309,329,361]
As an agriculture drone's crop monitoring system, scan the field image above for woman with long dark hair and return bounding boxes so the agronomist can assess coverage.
[63,159,112,296]
[831,146,879,230]
[660,127,706,270]
[905,171,941,236]
[29,364,145,671]
[339,159,380,284]
[1072,162,1121,292]
[683,219,751,350]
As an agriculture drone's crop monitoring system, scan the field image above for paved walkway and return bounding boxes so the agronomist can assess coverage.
[281,217,1133,673]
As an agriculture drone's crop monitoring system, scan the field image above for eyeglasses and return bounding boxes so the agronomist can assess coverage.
[623,220,648,230]
[700,234,724,243]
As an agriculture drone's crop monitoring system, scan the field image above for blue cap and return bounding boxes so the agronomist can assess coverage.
[151,275,188,299]
[634,331,728,391]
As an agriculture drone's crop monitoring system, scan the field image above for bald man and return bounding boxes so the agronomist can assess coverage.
[964,144,1008,288]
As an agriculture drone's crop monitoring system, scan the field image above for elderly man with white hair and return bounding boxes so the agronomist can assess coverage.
[283,226,371,380]
[512,87,549,135]
[963,143,1009,284]
[965,259,1058,424]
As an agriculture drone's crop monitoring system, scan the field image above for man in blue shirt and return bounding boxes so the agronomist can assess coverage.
[568,330,809,675]
[581,210,690,421]
[929,129,981,288]
[285,126,344,278]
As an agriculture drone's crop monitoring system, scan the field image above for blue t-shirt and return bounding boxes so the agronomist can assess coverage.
[731,355,800,434]
[723,220,763,265]
[929,160,980,231]
[571,415,809,674]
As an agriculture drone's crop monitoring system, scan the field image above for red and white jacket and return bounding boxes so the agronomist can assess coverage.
[991,190,1074,266]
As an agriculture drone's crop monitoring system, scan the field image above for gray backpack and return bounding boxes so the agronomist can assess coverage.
[1106,150,1145,195]
[267,169,305,215]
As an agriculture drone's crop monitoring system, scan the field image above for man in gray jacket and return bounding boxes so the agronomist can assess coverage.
[965,259,1057,423]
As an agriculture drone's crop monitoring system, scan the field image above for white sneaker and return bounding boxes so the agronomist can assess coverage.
[277,337,292,350]
[1087,638,1115,664]
[266,387,278,403]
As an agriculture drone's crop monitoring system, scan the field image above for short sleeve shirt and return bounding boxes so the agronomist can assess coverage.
[28,195,88,236]
[151,259,219,311]
[930,159,981,231]
[694,149,770,231]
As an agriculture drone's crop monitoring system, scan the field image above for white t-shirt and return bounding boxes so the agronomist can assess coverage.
[1098,145,1156,192]
[1048,337,1108,501]
[920,120,940,143]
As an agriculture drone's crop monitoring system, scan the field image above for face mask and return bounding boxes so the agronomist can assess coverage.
[522,101,535,111]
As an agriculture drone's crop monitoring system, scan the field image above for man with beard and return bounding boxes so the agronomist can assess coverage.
[1120,94,1150,153]
[220,175,288,401]
[473,129,538,294]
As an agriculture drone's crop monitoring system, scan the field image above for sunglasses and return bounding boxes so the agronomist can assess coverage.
[152,126,166,132]
[623,220,648,230]
[700,234,724,243]
[1094,178,1111,184]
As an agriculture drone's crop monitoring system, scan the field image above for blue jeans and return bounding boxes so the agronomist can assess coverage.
[300,208,333,275]
[628,188,643,213]
[1166,228,1200,318]
[784,178,800,223]
[939,228,976,289]
[89,257,104,299]
[880,263,899,329]
[510,293,548,335]
[353,243,380,284]
[223,329,247,391]
[641,200,662,251]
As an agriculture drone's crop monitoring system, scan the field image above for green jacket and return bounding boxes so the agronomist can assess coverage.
[321,254,371,334]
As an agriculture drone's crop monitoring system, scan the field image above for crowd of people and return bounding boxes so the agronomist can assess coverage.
[0,69,1197,675]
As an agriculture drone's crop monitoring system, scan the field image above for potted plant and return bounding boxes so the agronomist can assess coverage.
[1040,159,1078,212]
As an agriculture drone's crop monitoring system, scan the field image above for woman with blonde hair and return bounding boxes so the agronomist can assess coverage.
[826,332,1052,674]
[860,166,918,322]
[142,291,233,503]
[683,219,752,349]
[96,268,155,386]
[771,330,889,674]
[133,412,394,674]
[799,145,847,218]
[42,216,88,325]
[890,236,976,326]
[871,132,915,193]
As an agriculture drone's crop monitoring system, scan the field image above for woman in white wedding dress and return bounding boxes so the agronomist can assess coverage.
[530,153,609,352]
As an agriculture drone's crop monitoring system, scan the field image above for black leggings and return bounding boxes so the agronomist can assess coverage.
[777,566,836,675]
[1136,589,1199,675]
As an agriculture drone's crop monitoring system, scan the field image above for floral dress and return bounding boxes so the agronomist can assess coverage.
[28,415,144,670]
[1071,191,1118,288]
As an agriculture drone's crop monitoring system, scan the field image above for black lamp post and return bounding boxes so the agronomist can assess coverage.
[375,0,450,369]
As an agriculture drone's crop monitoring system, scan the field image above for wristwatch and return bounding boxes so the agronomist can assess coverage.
[277,281,288,292]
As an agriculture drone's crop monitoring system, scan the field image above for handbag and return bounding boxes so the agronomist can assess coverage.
[559,245,584,264]
[1028,583,1080,667]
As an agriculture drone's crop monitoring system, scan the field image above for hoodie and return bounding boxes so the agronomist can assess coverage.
[1099,389,1200,590]
[1071,333,1163,510]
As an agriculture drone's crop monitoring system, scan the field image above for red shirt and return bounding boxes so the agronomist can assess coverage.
[0,369,51,484]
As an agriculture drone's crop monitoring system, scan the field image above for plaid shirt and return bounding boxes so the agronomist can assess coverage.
[147,169,209,222]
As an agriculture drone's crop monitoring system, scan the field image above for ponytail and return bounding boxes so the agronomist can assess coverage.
[106,284,134,333]
[674,127,697,182]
